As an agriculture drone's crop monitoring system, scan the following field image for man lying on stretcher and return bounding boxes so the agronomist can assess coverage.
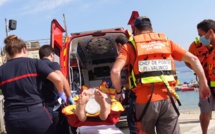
[76,88,111,121]
[62,81,124,127]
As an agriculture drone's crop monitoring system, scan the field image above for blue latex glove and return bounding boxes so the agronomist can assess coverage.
[68,96,75,105]
[58,92,66,103]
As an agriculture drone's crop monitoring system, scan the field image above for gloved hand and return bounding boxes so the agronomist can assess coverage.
[68,96,75,105]
[58,92,67,103]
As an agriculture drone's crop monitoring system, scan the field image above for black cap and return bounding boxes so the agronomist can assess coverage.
[134,16,151,26]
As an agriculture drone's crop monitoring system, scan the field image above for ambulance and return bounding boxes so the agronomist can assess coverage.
[50,11,140,133]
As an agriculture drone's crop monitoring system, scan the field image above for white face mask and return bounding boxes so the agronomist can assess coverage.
[200,35,210,46]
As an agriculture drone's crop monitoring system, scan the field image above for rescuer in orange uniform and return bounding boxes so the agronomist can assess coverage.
[111,16,211,134]
[186,19,215,134]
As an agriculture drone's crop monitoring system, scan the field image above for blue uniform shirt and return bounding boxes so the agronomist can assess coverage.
[41,58,61,103]
[0,57,53,108]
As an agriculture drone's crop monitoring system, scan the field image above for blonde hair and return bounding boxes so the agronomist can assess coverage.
[4,35,26,57]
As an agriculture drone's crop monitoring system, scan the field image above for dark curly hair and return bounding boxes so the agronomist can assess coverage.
[115,35,128,45]
[197,19,215,32]
[39,45,54,59]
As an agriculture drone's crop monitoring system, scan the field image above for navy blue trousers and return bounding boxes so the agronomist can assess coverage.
[127,91,138,134]
[46,105,73,134]
[4,103,56,134]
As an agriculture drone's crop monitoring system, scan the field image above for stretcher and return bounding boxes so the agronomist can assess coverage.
[77,125,124,134]
[62,82,125,127]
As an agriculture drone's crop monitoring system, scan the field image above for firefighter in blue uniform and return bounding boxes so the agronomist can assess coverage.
[39,45,75,134]
[0,35,65,134]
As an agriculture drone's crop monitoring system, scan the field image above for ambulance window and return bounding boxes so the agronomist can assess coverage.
[54,47,60,56]
[92,57,115,64]
[94,66,110,77]
[54,47,60,64]
[88,70,95,80]
[77,44,86,64]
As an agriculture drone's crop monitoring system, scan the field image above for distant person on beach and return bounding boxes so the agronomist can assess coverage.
[111,16,211,134]
[186,19,215,134]
[115,35,138,134]
[0,35,65,134]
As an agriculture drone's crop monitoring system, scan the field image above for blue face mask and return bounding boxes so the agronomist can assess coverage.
[200,35,210,46]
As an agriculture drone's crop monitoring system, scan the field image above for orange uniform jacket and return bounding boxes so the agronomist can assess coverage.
[117,33,186,104]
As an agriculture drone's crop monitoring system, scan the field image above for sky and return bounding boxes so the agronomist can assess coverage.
[1,0,215,49]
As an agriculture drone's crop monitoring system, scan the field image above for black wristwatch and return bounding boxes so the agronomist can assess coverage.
[116,90,122,94]
[116,86,125,94]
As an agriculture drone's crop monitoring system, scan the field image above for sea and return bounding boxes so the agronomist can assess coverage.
[175,60,199,110]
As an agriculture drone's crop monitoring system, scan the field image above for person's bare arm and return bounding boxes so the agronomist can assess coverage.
[47,72,63,93]
[111,59,126,93]
[55,70,72,97]
[185,62,192,69]
[185,43,195,70]
[182,51,210,99]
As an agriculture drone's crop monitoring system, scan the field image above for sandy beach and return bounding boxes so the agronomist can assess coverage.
[180,109,215,134]
[117,109,215,134]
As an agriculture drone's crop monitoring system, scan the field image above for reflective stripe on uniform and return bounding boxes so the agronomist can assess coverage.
[140,75,175,84]
[210,81,215,87]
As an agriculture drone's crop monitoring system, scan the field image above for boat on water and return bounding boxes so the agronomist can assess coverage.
[175,85,198,92]
[175,80,199,92]
[180,86,196,92]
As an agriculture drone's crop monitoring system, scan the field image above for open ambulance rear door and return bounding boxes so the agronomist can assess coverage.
[50,19,70,79]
